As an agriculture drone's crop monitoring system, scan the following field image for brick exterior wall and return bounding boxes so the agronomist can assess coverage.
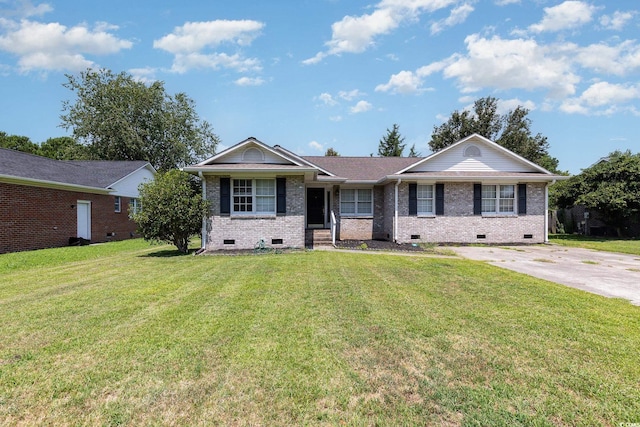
[204,175,305,250]
[394,182,547,244]
[0,182,139,254]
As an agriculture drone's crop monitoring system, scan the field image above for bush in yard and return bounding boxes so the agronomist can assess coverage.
[133,170,209,253]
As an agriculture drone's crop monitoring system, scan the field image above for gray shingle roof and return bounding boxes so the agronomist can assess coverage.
[0,148,150,189]
[302,156,422,181]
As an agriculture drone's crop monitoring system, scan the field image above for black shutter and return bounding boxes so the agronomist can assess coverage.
[408,183,417,215]
[473,183,482,215]
[220,178,230,215]
[276,178,286,214]
[518,184,527,215]
[435,183,444,215]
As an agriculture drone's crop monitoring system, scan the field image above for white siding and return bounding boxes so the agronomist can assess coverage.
[413,140,540,173]
[216,144,292,165]
[111,167,155,197]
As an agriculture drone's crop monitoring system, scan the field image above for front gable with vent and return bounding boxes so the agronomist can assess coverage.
[183,137,316,251]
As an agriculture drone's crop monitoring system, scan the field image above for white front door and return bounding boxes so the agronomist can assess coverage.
[77,201,91,240]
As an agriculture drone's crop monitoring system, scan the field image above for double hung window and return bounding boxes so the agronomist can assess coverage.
[417,185,434,215]
[129,198,142,218]
[481,185,515,214]
[233,179,275,214]
[340,189,373,216]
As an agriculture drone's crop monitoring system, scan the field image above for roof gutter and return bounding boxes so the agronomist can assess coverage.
[382,174,568,183]
[0,174,113,195]
[182,166,319,174]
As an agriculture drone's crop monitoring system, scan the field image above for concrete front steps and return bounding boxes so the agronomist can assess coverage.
[305,229,333,249]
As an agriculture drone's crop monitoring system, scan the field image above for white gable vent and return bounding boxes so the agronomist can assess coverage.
[463,145,481,158]
[242,147,265,162]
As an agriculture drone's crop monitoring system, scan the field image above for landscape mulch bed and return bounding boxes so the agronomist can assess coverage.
[201,240,424,255]
[335,239,425,252]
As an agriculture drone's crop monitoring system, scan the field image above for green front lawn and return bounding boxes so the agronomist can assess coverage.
[1,240,639,426]
[550,234,640,256]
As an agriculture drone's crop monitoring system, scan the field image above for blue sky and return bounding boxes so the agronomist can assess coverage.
[1,0,639,173]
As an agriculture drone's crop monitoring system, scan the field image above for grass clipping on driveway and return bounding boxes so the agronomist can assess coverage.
[1,240,639,426]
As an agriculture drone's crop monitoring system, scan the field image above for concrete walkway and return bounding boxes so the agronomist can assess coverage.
[447,245,640,305]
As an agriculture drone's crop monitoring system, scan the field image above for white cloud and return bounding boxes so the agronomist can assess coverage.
[0,19,132,72]
[430,3,474,35]
[375,59,450,94]
[154,20,264,73]
[495,0,519,5]
[375,70,424,94]
[154,20,263,53]
[561,82,640,114]
[308,141,324,152]
[350,100,373,113]
[575,40,640,76]
[317,93,338,106]
[338,89,363,100]
[129,67,157,83]
[600,11,636,31]
[578,82,639,106]
[329,115,343,122]
[528,1,596,33]
[497,98,536,114]
[1,1,53,18]
[441,34,580,97]
[303,0,457,63]
[235,76,265,86]
[168,52,261,74]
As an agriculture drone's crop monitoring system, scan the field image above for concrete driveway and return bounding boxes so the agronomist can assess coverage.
[448,245,640,305]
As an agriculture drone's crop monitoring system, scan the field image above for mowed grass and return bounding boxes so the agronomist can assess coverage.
[1,240,639,426]
[550,234,640,256]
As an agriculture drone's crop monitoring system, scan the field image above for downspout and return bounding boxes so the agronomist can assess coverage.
[199,171,207,250]
[394,178,401,242]
[544,179,556,243]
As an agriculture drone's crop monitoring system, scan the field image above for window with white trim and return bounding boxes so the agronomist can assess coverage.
[340,189,373,216]
[129,198,142,217]
[114,196,121,213]
[482,184,515,214]
[233,179,275,214]
[417,184,434,215]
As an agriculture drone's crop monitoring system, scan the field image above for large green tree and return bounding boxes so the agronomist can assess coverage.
[132,170,210,253]
[60,69,219,172]
[378,124,406,157]
[39,136,91,160]
[429,97,559,171]
[0,132,39,154]
[554,150,640,236]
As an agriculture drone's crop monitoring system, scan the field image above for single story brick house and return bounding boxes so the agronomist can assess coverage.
[0,148,155,253]
[182,134,564,251]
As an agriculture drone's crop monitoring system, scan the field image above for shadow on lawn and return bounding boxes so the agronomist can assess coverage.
[141,248,198,258]
[551,234,638,243]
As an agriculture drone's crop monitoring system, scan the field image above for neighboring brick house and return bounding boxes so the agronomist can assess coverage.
[0,148,155,253]
[182,134,564,251]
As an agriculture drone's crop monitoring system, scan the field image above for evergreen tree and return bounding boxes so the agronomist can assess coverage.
[408,143,421,157]
[378,124,405,157]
